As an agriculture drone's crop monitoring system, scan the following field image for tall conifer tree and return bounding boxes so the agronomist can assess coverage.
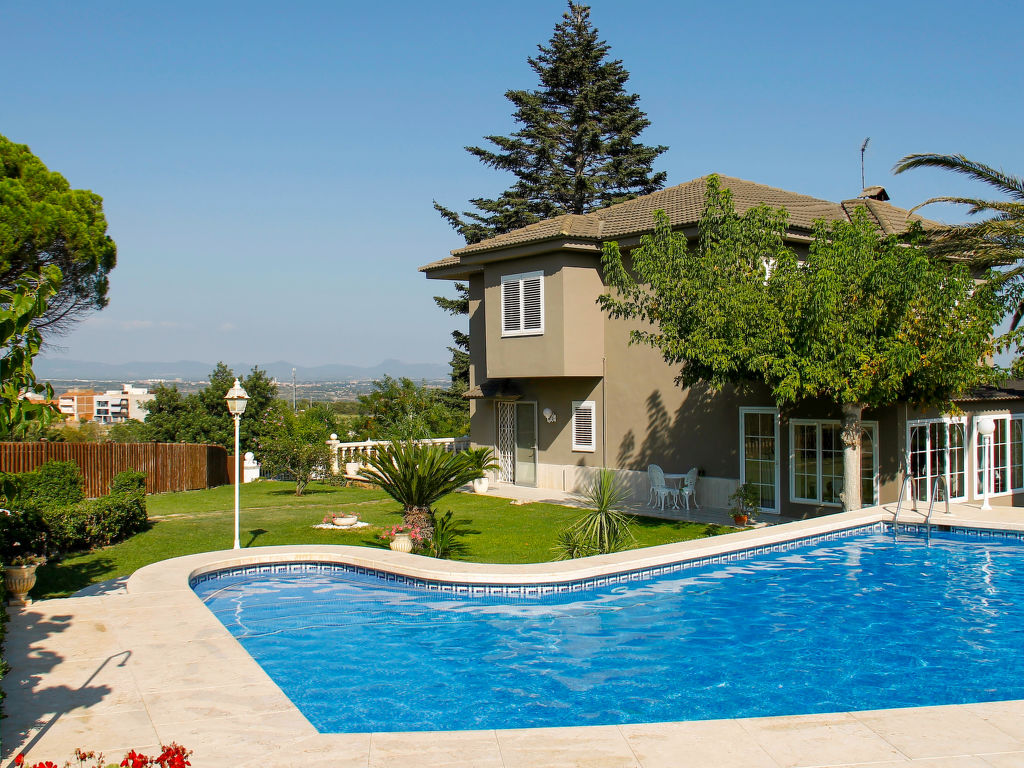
[434,1,667,396]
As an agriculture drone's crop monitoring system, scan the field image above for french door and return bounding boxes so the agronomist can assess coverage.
[907,419,966,502]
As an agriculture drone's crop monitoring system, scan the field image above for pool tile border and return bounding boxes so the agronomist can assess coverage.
[189,521,1024,599]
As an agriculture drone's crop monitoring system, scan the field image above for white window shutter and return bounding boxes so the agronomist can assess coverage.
[502,279,521,334]
[500,271,544,337]
[572,400,596,452]
[522,274,543,332]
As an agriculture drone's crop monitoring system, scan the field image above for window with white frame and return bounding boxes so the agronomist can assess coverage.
[907,418,967,502]
[974,415,1024,498]
[501,271,544,336]
[740,408,779,512]
[571,400,596,452]
[790,420,878,506]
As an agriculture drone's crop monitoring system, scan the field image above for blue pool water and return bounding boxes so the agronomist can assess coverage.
[193,527,1024,733]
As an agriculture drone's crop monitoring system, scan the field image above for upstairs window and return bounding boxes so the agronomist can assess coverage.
[572,400,596,452]
[501,271,544,336]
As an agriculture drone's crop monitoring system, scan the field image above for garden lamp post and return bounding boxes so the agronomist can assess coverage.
[978,416,995,512]
[225,378,250,549]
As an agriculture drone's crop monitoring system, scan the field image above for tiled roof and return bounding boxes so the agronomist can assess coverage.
[956,381,1024,402]
[421,174,938,272]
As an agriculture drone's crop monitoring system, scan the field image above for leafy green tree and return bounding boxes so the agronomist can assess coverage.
[600,176,1003,511]
[0,267,61,438]
[0,135,116,332]
[141,363,278,450]
[355,375,467,440]
[434,2,667,243]
[107,419,149,443]
[256,402,335,496]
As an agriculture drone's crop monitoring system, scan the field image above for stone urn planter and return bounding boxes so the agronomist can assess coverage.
[390,532,414,553]
[333,515,358,528]
[5,563,38,606]
[345,462,361,477]
[472,476,489,494]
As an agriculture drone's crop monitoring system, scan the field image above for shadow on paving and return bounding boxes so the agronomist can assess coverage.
[32,556,118,601]
[1,611,123,762]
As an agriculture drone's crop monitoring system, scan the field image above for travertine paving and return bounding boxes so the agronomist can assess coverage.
[4,505,1024,767]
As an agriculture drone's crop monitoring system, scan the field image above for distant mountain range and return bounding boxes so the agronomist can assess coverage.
[34,358,449,382]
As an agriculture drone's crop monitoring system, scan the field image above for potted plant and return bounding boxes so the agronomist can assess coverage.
[729,482,760,526]
[463,447,500,493]
[379,524,422,553]
[344,453,362,478]
[5,554,43,606]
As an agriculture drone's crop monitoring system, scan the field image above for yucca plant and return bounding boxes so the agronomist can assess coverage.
[568,468,635,555]
[357,442,482,538]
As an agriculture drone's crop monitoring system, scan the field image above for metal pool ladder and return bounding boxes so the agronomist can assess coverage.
[891,455,948,544]
[923,476,950,544]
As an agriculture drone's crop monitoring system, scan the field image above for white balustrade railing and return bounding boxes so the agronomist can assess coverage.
[325,436,472,474]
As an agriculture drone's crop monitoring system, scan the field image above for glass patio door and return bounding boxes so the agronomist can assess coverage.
[514,403,537,487]
[496,401,538,487]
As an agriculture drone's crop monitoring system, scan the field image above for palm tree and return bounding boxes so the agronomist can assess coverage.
[894,153,1024,324]
[357,441,482,538]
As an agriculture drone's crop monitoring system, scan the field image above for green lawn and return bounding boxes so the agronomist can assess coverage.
[32,480,730,599]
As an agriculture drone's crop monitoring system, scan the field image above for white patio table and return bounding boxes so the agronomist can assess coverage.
[662,473,687,509]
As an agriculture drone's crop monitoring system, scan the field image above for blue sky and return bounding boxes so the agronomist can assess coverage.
[4,0,1022,368]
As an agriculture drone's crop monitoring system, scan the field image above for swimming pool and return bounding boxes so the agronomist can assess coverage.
[193,525,1024,733]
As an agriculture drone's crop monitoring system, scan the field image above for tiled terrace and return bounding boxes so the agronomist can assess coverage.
[3,503,1024,767]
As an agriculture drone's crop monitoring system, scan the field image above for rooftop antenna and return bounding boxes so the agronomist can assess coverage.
[860,137,870,190]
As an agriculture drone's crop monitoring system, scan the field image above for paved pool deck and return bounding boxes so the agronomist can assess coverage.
[4,503,1024,768]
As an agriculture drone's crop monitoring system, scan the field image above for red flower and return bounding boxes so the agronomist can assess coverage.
[30,762,59,768]
[14,756,25,767]
[155,744,191,768]
[121,750,150,768]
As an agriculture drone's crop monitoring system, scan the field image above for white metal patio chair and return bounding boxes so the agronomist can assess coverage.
[647,464,679,511]
[679,467,699,510]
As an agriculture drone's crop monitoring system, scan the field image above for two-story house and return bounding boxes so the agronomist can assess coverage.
[421,174,1024,517]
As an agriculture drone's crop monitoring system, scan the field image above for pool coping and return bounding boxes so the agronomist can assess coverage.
[6,504,1024,767]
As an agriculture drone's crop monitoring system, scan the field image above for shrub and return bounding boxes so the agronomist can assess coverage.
[17,460,85,509]
[0,506,47,562]
[110,469,147,495]
[43,491,148,551]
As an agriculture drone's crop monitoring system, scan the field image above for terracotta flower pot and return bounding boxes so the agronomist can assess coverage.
[732,514,749,526]
[5,563,38,606]
[389,532,414,553]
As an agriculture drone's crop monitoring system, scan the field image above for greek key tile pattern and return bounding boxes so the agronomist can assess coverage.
[189,522,1024,597]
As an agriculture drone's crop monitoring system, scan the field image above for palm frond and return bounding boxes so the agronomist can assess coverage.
[894,154,1024,201]
[358,441,482,510]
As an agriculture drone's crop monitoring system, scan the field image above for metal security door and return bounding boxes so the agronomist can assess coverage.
[497,402,516,483]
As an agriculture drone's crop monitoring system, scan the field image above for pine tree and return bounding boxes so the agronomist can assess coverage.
[435,2,667,244]
[433,1,667,400]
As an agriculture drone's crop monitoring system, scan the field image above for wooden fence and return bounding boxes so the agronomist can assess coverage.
[0,442,230,497]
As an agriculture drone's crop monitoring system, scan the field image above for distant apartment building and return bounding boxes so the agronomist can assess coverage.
[59,385,154,424]
[58,390,99,422]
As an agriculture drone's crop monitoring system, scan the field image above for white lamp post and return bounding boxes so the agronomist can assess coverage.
[978,416,995,512]
[225,378,250,549]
